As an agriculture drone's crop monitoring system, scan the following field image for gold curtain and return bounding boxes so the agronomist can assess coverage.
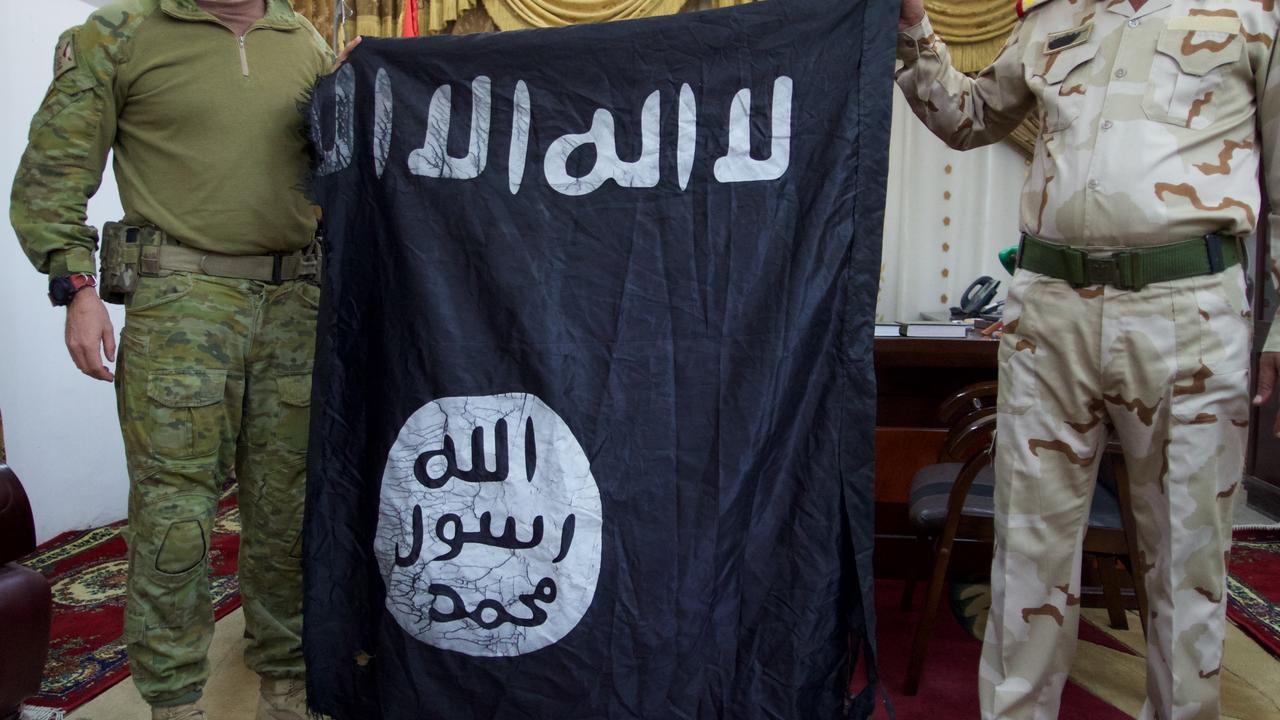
[430,0,746,35]
[296,1,417,45]
[432,0,1014,61]
[297,1,1017,72]
[295,0,334,43]
[926,0,1037,158]
[924,0,1017,74]
[351,0,411,37]
[293,0,1039,153]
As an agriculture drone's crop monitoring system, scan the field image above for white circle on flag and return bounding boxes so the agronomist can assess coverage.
[374,393,602,656]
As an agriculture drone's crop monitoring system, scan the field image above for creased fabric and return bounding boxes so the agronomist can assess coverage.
[303,0,894,717]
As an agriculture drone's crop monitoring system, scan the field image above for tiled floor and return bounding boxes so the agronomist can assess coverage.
[1237,491,1279,526]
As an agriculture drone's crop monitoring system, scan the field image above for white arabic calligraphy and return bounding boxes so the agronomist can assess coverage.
[543,90,661,196]
[409,76,492,180]
[313,70,795,193]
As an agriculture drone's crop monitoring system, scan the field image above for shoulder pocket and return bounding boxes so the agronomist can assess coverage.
[1034,39,1098,131]
[1036,41,1099,85]
[29,62,101,135]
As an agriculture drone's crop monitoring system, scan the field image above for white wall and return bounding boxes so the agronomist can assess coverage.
[1,1,129,543]
[878,90,1027,323]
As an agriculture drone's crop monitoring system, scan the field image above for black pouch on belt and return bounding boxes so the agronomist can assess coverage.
[98,222,166,303]
[98,221,140,304]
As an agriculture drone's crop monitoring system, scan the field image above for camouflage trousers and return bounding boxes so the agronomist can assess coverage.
[980,267,1251,720]
[115,271,318,707]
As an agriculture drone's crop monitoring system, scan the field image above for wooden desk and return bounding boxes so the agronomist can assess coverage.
[875,333,999,499]
[874,333,999,577]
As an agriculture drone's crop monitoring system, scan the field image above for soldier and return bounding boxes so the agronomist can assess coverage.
[10,2,356,719]
[897,0,1280,718]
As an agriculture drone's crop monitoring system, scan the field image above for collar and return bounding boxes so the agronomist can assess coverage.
[160,0,300,30]
[1016,0,1052,19]
[1102,0,1173,20]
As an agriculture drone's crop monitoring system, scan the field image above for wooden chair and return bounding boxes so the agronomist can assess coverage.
[899,384,1149,696]
[897,381,997,613]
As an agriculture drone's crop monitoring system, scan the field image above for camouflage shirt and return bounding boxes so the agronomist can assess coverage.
[10,0,333,281]
[897,0,1280,352]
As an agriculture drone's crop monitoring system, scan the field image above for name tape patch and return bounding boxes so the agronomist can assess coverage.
[1167,16,1241,33]
[1045,23,1093,54]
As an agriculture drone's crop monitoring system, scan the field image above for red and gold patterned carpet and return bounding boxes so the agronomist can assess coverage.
[17,487,1278,717]
[1226,527,1280,660]
[20,485,242,713]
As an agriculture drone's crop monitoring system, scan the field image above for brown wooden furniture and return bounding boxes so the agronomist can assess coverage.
[874,332,1000,576]
[0,465,51,720]
[873,325,1278,564]
[896,381,998,609]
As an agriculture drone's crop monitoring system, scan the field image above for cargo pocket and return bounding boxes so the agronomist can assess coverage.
[276,372,313,456]
[997,334,1037,415]
[146,370,227,460]
[297,281,322,311]
[1171,368,1250,425]
[122,604,147,644]
[996,271,1045,415]
[1143,24,1243,129]
[127,273,194,314]
[1192,268,1253,373]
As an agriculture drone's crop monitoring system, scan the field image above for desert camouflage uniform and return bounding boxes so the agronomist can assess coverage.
[10,0,331,709]
[897,1,1280,718]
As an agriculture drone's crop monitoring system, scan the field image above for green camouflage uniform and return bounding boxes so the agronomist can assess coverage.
[897,1,1280,718]
[10,0,332,708]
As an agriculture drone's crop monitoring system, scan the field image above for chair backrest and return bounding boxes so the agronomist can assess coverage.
[0,464,37,565]
[938,381,999,433]
[936,382,999,463]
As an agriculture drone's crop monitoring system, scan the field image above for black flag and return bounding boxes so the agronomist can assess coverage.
[304,0,894,717]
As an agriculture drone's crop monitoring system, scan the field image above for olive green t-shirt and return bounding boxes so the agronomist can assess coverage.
[11,0,334,279]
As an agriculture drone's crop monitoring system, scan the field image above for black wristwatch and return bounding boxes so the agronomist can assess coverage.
[49,273,97,307]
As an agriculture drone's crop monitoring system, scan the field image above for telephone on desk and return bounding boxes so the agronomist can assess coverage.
[951,276,1003,321]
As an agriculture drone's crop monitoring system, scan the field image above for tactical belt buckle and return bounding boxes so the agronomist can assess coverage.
[1084,255,1120,288]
